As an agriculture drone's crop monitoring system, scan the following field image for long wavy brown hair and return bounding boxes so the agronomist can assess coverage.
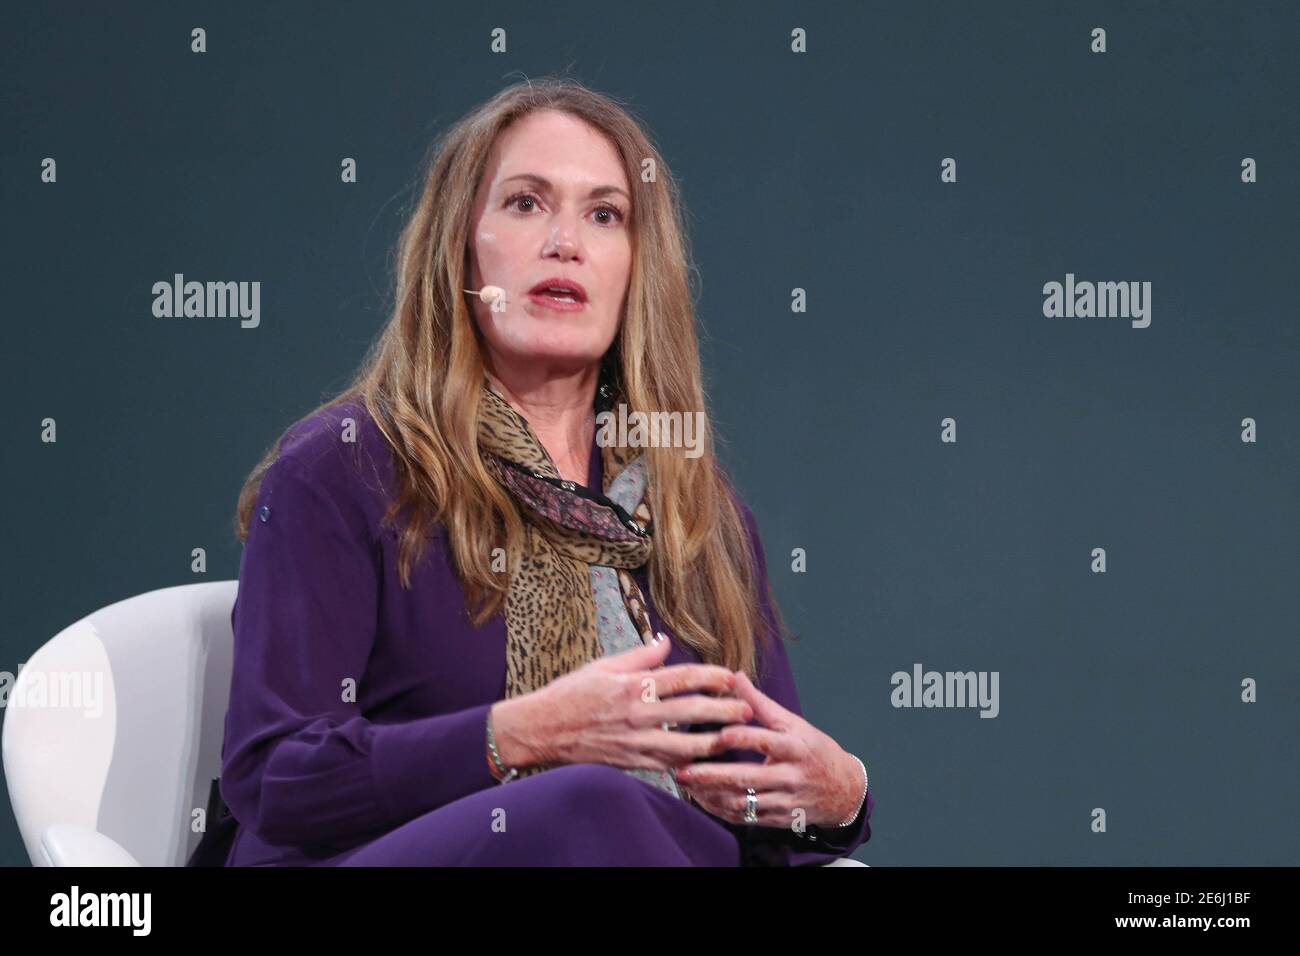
[233,77,787,677]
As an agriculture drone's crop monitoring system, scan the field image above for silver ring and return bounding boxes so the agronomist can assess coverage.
[743,787,758,824]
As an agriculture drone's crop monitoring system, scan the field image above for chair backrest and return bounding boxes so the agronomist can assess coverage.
[2,581,237,867]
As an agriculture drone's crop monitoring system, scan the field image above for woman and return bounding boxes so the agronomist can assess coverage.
[203,78,872,866]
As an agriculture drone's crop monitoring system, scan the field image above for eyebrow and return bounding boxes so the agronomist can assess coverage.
[499,172,630,202]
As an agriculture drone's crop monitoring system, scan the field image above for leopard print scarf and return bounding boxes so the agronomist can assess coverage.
[478,380,679,792]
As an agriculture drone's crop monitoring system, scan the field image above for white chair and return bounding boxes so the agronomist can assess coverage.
[3,581,238,866]
[3,581,865,866]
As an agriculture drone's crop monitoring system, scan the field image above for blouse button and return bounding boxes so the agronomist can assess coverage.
[258,505,271,523]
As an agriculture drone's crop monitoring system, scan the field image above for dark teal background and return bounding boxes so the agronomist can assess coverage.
[2,0,1297,865]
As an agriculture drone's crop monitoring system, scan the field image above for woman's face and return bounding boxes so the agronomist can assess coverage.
[467,109,633,377]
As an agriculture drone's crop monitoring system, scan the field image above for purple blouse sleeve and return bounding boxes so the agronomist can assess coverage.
[722,497,874,866]
[219,454,496,848]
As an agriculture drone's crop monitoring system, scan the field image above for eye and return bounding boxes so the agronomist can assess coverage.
[505,191,540,213]
[504,191,626,226]
[593,203,626,226]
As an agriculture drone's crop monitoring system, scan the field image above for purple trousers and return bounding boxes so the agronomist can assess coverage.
[320,764,742,866]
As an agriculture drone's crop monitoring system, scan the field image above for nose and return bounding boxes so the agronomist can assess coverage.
[542,221,581,261]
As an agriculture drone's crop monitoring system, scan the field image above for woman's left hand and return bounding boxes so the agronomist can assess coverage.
[674,669,865,830]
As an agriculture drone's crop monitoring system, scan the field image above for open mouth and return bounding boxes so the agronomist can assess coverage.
[527,278,588,308]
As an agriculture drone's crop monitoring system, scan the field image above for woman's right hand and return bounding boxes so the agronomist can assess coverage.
[490,634,753,773]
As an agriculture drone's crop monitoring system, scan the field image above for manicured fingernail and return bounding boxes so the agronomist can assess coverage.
[653,632,666,644]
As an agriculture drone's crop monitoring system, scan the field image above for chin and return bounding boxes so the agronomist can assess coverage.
[495,341,607,368]
[499,327,612,361]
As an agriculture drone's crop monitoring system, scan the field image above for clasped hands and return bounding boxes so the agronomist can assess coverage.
[491,633,864,830]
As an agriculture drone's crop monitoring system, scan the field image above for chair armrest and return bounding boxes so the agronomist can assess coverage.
[39,824,142,867]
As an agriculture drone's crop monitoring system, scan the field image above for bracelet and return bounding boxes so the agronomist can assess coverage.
[835,754,869,827]
[485,706,519,784]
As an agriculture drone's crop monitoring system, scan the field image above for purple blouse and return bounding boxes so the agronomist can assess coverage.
[218,399,872,866]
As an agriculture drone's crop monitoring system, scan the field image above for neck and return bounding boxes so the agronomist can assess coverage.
[483,360,598,485]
